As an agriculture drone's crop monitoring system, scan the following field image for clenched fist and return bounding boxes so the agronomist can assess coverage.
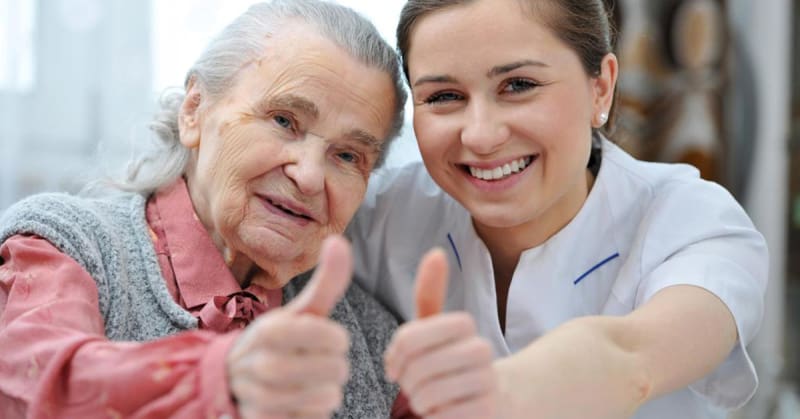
[227,236,353,419]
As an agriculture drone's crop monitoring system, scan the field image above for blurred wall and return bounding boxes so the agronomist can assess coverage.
[728,0,793,417]
[0,0,153,210]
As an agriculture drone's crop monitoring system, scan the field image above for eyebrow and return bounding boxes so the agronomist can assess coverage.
[343,129,383,156]
[413,74,457,88]
[413,59,549,87]
[261,94,319,119]
[487,59,549,78]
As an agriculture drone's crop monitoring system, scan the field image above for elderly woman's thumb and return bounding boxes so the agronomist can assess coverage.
[285,235,353,317]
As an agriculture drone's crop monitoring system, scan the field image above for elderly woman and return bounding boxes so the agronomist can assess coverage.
[0,1,407,418]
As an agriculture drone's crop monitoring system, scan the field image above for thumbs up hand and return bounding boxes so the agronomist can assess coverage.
[227,236,353,419]
[384,248,497,419]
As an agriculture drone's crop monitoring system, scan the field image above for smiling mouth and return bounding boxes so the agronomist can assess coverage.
[461,155,537,181]
[265,197,314,221]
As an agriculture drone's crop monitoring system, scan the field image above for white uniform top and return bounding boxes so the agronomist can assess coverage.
[347,140,767,419]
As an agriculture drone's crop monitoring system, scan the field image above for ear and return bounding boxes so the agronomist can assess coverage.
[179,76,203,149]
[592,53,619,128]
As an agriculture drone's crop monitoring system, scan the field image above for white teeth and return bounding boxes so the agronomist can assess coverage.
[467,156,533,181]
[492,167,503,178]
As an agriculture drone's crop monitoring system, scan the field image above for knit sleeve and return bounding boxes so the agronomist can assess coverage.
[0,235,239,418]
[0,193,116,318]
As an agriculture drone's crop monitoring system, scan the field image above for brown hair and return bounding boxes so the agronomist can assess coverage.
[396,0,619,136]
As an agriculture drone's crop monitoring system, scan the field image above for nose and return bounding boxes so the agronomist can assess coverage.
[460,100,510,155]
[283,135,326,196]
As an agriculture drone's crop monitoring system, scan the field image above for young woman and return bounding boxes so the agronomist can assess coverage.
[0,1,408,417]
[347,0,767,418]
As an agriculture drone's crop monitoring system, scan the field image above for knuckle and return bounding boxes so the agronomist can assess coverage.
[337,358,350,384]
[401,364,425,393]
[228,379,249,400]
[309,384,343,412]
[390,333,411,356]
[452,312,477,334]
[262,387,300,412]
[394,324,415,345]
[416,391,443,417]
[321,356,349,384]
[409,394,430,416]
[469,337,494,360]
[260,353,288,379]
[325,385,344,409]
[331,324,351,352]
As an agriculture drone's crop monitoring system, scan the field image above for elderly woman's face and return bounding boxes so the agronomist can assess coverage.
[180,26,396,287]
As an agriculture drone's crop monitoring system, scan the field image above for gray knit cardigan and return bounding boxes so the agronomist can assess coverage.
[0,191,399,418]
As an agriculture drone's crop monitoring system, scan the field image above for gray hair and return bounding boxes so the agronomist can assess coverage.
[117,0,407,194]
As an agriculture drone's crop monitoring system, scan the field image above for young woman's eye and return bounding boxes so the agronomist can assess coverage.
[423,91,463,105]
[503,78,539,94]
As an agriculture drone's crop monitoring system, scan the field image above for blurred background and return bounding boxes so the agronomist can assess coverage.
[0,0,795,417]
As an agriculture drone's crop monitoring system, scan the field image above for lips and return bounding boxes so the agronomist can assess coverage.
[258,194,316,223]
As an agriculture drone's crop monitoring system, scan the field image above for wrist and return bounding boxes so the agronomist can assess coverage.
[493,358,517,419]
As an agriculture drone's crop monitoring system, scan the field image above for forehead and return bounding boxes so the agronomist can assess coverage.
[407,0,569,71]
[230,24,396,139]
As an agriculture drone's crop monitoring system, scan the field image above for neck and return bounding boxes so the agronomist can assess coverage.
[474,222,527,277]
[224,247,286,290]
[227,252,256,286]
[474,169,596,276]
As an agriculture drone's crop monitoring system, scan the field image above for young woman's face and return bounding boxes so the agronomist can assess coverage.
[407,0,615,244]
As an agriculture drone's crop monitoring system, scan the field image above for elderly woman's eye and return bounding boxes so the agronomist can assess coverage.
[273,114,294,129]
[337,151,359,164]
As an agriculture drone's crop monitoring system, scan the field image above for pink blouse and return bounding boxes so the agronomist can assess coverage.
[0,179,414,419]
[0,180,280,418]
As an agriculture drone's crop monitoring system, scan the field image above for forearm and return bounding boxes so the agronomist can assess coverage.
[494,316,650,419]
[493,285,738,419]
[0,313,241,418]
[0,235,241,418]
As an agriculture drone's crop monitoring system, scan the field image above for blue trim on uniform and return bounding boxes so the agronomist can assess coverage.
[447,233,463,272]
[573,252,620,285]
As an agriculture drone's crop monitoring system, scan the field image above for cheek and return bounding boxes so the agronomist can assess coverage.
[539,121,593,183]
[413,114,453,159]
[327,176,367,230]
[212,188,251,244]
[205,157,263,238]
[518,97,588,150]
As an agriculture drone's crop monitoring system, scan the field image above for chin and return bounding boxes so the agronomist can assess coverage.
[238,232,304,263]
[248,241,304,264]
[470,205,536,229]
[250,250,315,282]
